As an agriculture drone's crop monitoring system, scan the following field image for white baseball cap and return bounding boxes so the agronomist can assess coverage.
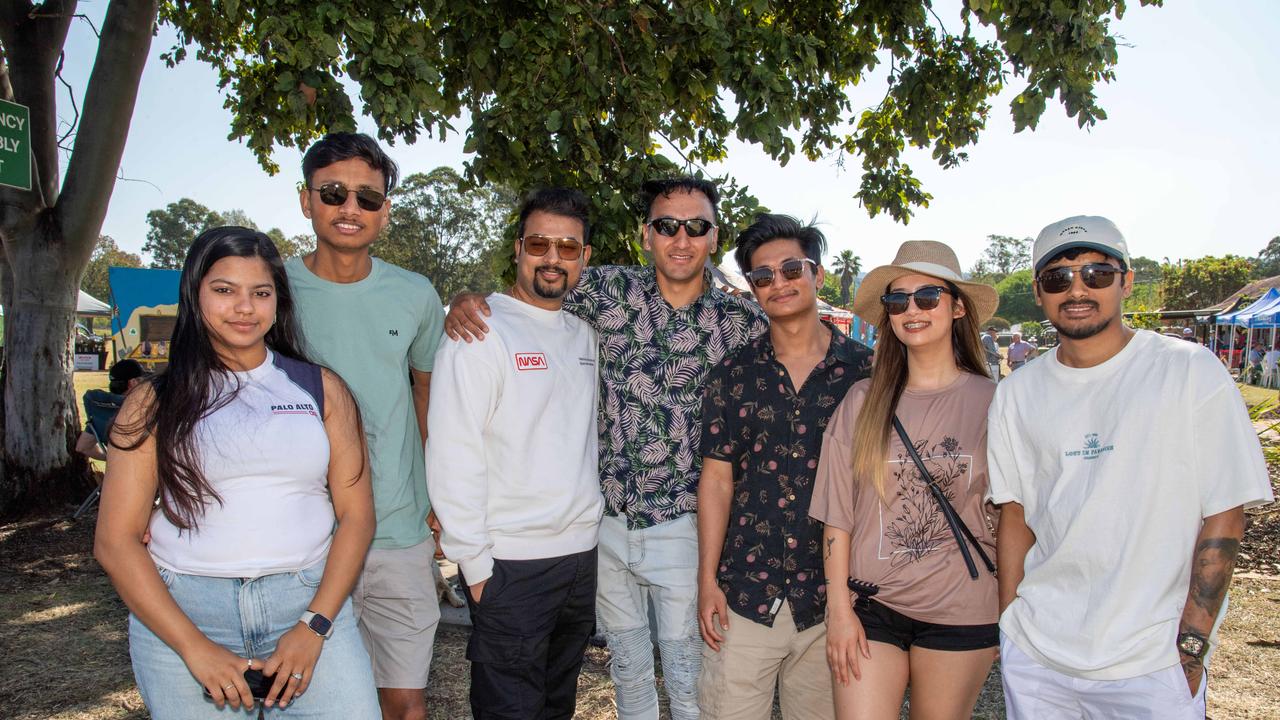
[1033,216,1130,274]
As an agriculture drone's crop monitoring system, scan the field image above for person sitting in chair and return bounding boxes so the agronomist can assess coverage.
[76,359,148,461]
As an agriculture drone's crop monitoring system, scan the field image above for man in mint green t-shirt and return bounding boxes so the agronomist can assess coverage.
[287,132,444,720]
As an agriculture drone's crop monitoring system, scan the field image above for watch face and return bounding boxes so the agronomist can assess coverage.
[308,614,333,637]
[1179,633,1207,657]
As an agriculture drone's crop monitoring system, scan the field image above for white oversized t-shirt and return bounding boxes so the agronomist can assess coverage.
[987,330,1272,680]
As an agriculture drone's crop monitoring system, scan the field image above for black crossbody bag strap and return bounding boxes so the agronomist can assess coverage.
[891,415,996,580]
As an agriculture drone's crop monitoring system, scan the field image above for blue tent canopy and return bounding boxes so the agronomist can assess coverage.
[108,266,181,337]
[1216,288,1280,326]
[1245,293,1280,328]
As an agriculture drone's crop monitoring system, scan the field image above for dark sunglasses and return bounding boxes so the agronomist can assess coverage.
[881,285,951,315]
[309,182,387,212]
[648,217,716,238]
[1036,263,1124,294]
[522,234,584,260]
[744,258,817,289]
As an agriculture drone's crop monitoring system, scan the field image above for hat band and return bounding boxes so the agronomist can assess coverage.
[897,261,964,284]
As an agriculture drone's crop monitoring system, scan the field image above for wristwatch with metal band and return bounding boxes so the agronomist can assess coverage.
[299,610,334,639]
[1176,630,1208,660]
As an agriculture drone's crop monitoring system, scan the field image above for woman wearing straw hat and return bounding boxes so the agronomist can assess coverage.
[810,241,1000,719]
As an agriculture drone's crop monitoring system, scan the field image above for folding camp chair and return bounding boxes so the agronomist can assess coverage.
[72,389,125,520]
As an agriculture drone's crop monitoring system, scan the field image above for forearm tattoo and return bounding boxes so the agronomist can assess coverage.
[1181,537,1242,686]
[1190,537,1241,616]
[825,537,834,560]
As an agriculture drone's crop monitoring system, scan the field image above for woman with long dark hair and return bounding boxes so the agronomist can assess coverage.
[810,241,1001,720]
[95,226,380,718]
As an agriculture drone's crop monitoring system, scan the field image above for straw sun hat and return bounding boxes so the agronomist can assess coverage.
[851,240,1000,325]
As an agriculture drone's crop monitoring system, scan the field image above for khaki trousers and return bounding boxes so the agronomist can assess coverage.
[697,603,834,719]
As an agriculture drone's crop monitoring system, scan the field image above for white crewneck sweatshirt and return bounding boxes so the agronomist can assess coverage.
[426,293,603,584]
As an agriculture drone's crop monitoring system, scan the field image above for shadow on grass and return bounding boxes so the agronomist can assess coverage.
[0,514,146,719]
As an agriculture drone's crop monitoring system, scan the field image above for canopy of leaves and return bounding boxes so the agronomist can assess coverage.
[143,198,224,268]
[160,0,1161,266]
[830,249,861,307]
[970,234,1031,284]
[994,268,1043,325]
[143,199,311,267]
[81,236,143,303]
[374,167,517,301]
[1255,236,1280,279]
[817,271,842,306]
[1160,255,1256,311]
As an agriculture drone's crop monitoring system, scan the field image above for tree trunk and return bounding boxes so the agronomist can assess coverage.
[0,230,93,517]
[0,0,159,517]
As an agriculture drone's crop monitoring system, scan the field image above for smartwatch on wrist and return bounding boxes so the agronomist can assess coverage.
[1176,630,1208,660]
[299,610,334,639]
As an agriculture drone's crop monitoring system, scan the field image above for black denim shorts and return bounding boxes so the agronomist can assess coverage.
[855,597,998,652]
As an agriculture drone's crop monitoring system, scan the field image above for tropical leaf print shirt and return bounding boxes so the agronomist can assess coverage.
[565,266,768,529]
[700,324,871,630]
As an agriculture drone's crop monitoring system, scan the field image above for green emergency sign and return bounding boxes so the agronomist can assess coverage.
[0,99,32,191]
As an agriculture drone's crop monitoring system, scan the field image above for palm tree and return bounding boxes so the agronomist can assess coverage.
[831,250,862,307]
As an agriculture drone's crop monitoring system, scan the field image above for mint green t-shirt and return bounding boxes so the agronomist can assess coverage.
[286,257,445,549]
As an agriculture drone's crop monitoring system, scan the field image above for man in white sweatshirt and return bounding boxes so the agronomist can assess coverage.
[427,187,604,720]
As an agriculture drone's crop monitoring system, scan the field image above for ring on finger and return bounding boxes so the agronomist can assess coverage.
[291,672,304,680]
[223,683,235,690]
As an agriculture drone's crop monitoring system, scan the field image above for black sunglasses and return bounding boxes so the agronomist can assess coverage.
[648,217,716,238]
[1036,263,1124,294]
[309,182,387,212]
[521,234,584,260]
[881,285,951,315]
[744,258,817,289]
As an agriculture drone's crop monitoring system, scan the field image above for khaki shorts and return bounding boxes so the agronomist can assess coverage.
[698,604,833,720]
[352,537,440,689]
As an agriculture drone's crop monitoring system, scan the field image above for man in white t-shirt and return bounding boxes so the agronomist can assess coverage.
[427,187,604,719]
[987,215,1274,719]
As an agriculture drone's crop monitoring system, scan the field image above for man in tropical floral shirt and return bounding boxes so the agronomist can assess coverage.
[697,214,871,719]
[445,178,767,719]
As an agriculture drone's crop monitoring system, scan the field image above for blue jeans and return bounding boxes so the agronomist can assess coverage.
[597,514,701,720]
[129,560,380,719]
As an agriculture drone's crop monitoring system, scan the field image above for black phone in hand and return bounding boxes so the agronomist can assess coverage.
[201,668,277,701]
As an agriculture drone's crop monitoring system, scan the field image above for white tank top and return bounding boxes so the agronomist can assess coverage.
[148,351,335,578]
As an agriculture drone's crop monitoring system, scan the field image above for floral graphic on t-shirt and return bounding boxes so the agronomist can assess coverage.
[880,435,970,566]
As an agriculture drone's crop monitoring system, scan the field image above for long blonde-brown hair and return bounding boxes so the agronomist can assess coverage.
[849,280,991,501]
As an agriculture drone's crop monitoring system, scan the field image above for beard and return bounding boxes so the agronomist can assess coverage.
[533,266,568,299]
[1051,300,1113,340]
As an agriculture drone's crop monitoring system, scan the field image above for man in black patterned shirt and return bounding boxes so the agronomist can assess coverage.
[698,214,871,718]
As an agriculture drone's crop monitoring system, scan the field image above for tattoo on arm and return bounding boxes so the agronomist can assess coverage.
[825,537,834,560]
[1181,653,1204,688]
[1178,537,1241,691]
[1190,537,1241,616]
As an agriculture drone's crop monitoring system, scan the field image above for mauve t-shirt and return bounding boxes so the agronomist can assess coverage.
[810,372,998,626]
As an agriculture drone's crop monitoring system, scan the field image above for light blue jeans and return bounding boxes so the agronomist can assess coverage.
[129,560,380,719]
[597,514,702,720]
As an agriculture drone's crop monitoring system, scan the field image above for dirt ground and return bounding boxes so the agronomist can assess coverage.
[5,372,1277,717]
[0,503,1275,720]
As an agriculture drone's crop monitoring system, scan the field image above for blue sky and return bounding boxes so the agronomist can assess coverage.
[60,2,1280,272]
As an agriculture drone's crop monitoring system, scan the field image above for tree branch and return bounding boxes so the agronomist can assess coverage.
[54,52,79,151]
[58,0,160,261]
